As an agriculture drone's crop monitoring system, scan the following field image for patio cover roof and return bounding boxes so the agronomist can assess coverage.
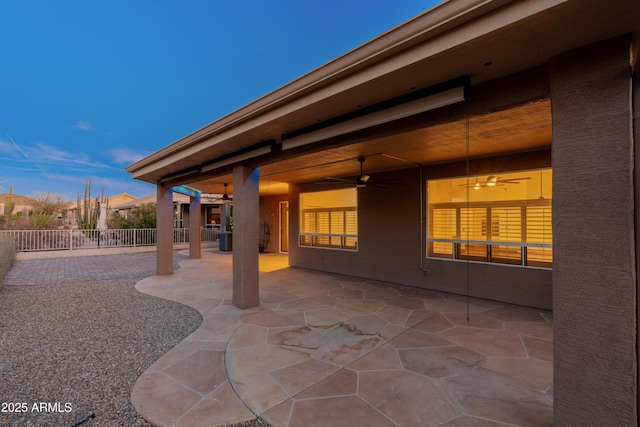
[126,0,640,194]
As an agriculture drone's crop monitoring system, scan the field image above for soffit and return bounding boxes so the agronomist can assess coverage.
[185,98,551,195]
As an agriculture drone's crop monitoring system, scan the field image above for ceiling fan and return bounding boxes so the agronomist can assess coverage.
[461,175,531,190]
[317,156,378,188]
[211,183,233,203]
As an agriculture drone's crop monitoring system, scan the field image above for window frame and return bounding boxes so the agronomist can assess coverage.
[427,173,552,269]
[299,191,358,252]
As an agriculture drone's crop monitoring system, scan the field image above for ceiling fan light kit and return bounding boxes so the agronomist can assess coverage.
[460,175,532,189]
[318,154,412,189]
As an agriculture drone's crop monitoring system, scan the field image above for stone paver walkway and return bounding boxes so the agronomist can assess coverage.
[132,250,553,427]
[4,252,186,285]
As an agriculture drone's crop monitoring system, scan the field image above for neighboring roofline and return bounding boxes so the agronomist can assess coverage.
[112,194,156,209]
[126,0,522,177]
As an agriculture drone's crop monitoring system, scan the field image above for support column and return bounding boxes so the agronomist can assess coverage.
[550,35,637,426]
[189,193,201,259]
[220,203,231,231]
[156,183,174,275]
[232,166,260,308]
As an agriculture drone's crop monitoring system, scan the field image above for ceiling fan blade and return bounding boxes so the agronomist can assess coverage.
[499,177,532,184]
[325,177,355,183]
[314,181,346,185]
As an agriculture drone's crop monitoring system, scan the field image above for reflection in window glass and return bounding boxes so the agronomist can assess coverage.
[299,188,357,251]
[427,168,552,268]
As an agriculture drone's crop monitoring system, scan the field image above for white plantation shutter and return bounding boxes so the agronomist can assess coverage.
[300,207,357,250]
[525,206,552,265]
[490,207,522,263]
[428,202,552,267]
[431,208,456,256]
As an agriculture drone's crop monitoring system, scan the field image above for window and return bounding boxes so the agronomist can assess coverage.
[427,168,552,268]
[299,188,357,251]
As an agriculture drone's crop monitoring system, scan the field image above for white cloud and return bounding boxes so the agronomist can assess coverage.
[0,139,20,157]
[31,142,82,162]
[10,142,116,171]
[72,121,95,131]
[48,173,156,198]
[108,148,149,164]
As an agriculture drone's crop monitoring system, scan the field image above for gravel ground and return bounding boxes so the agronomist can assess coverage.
[0,277,201,426]
[0,273,271,427]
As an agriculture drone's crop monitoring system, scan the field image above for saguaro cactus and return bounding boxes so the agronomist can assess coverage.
[3,186,15,217]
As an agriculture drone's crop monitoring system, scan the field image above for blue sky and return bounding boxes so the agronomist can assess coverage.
[0,0,438,200]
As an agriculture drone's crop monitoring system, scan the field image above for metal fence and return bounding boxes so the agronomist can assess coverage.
[0,228,219,252]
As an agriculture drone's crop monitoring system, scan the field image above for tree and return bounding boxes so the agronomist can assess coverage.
[107,212,129,229]
[31,191,69,217]
[107,203,156,229]
[128,203,156,229]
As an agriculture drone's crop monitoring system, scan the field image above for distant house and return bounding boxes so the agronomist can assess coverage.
[64,193,137,227]
[112,192,227,229]
[0,193,35,217]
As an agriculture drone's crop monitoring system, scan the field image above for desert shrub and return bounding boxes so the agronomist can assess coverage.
[108,204,156,230]
[0,234,15,289]
[128,203,156,229]
[0,214,61,231]
[107,212,129,229]
[28,214,52,229]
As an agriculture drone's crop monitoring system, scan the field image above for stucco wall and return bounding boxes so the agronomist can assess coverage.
[288,150,553,310]
[551,35,637,426]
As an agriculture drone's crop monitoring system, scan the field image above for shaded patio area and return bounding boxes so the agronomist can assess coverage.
[132,249,552,426]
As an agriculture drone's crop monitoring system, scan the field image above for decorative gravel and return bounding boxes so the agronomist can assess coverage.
[0,276,201,426]
[0,275,273,427]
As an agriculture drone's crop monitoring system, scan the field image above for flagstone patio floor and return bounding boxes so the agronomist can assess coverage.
[132,249,553,427]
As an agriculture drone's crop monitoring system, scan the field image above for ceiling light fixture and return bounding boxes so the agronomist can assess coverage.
[486,176,497,187]
[356,156,370,188]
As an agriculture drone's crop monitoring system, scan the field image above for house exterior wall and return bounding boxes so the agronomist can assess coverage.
[551,35,638,426]
[289,150,553,309]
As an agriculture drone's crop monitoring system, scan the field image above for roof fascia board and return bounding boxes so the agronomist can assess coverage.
[128,0,567,179]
